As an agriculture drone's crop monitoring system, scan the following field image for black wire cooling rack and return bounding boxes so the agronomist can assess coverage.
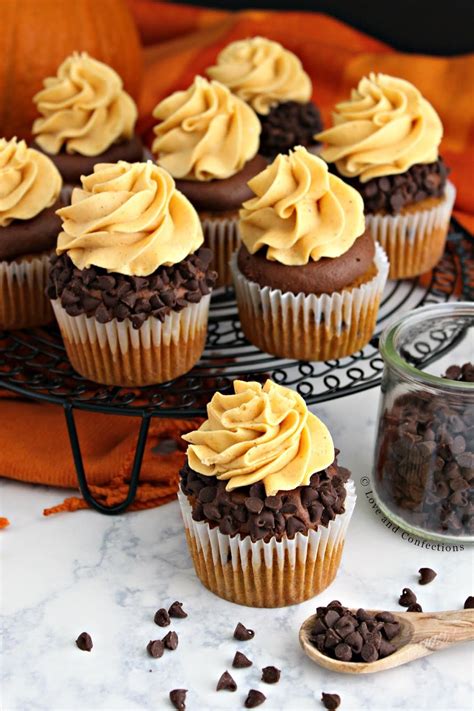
[1,221,472,513]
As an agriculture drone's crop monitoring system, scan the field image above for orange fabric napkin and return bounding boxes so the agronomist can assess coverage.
[1,1,473,520]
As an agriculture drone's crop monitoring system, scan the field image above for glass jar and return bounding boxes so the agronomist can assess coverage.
[373,302,474,543]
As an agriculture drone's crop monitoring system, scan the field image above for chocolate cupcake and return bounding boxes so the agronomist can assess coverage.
[0,137,63,329]
[316,73,456,279]
[207,36,323,159]
[179,379,356,607]
[152,76,264,287]
[231,146,389,361]
[32,52,143,190]
[47,160,217,386]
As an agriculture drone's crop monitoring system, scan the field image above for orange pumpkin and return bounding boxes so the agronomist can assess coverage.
[0,0,143,141]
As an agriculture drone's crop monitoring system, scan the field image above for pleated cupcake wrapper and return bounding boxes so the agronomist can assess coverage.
[0,251,54,330]
[231,242,389,362]
[365,181,456,280]
[178,480,356,607]
[51,295,211,386]
[202,217,240,288]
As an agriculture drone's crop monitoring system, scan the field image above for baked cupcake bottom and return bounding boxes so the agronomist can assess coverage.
[366,181,456,280]
[178,480,356,607]
[0,251,54,330]
[200,211,239,288]
[231,243,389,361]
[51,295,211,386]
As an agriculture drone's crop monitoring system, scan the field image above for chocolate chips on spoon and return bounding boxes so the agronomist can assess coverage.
[308,602,399,663]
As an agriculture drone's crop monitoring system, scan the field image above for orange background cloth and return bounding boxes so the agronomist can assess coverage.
[1,0,473,518]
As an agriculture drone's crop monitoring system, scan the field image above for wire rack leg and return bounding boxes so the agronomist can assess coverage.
[63,405,151,515]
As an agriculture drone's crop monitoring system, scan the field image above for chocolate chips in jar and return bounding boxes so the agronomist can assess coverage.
[374,362,474,537]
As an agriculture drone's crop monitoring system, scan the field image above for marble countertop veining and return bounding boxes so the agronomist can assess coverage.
[1,387,473,711]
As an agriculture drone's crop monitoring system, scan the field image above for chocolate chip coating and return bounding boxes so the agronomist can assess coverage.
[331,158,449,214]
[258,100,323,159]
[180,454,350,543]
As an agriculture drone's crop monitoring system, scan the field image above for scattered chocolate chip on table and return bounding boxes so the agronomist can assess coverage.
[234,623,255,641]
[169,688,187,710]
[216,671,237,691]
[75,632,93,652]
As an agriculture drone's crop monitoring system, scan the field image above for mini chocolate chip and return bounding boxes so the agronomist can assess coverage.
[216,671,237,691]
[261,666,280,684]
[162,631,179,650]
[244,689,266,708]
[264,496,282,511]
[345,630,363,653]
[356,608,372,622]
[383,622,400,641]
[147,639,164,658]
[169,689,187,710]
[464,596,474,609]
[321,692,341,710]
[154,608,171,627]
[245,497,264,514]
[233,651,253,668]
[168,601,188,618]
[376,611,396,623]
[323,610,340,628]
[418,568,437,585]
[399,588,417,607]
[75,632,93,652]
[324,629,341,649]
[407,603,423,613]
[234,623,255,641]
[286,516,306,537]
[334,643,352,661]
[379,638,397,658]
[361,642,378,662]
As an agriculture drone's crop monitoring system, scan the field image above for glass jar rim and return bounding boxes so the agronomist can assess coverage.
[379,301,474,390]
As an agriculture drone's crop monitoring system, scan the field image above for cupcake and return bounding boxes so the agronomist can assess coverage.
[0,137,63,330]
[152,76,265,287]
[179,379,356,607]
[207,36,323,159]
[32,52,143,190]
[47,160,217,386]
[315,73,455,279]
[231,146,389,361]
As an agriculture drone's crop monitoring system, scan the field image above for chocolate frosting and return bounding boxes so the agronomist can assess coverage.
[331,158,448,215]
[47,248,217,329]
[259,101,323,159]
[0,198,64,261]
[175,154,267,212]
[237,230,375,296]
[180,452,350,542]
[31,135,144,185]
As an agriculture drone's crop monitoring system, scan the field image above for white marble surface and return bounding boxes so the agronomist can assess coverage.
[1,387,473,711]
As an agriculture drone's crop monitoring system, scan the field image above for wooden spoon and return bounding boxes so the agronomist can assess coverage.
[300,609,474,674]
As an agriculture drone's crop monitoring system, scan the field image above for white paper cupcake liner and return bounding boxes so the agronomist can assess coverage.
[0,251,54,329]
[365,180,456,279]
[51,295,211,386]
[231,242,389,361]
[202,217,240,288]
[178,480,356,607]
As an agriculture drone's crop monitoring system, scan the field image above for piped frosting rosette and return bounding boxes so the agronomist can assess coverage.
[316,73,443,182]
[183,379,335,495]
[0,137,63,329]
[206,36,312,115]
[33,52,137,156]
[179,379,357,607]
[231,146,389,360]
[316,73,454,278]
[152,76,261,181]
[49,161,214,386]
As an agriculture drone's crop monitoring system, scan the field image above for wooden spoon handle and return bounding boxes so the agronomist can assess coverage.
[411,610,474,650]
